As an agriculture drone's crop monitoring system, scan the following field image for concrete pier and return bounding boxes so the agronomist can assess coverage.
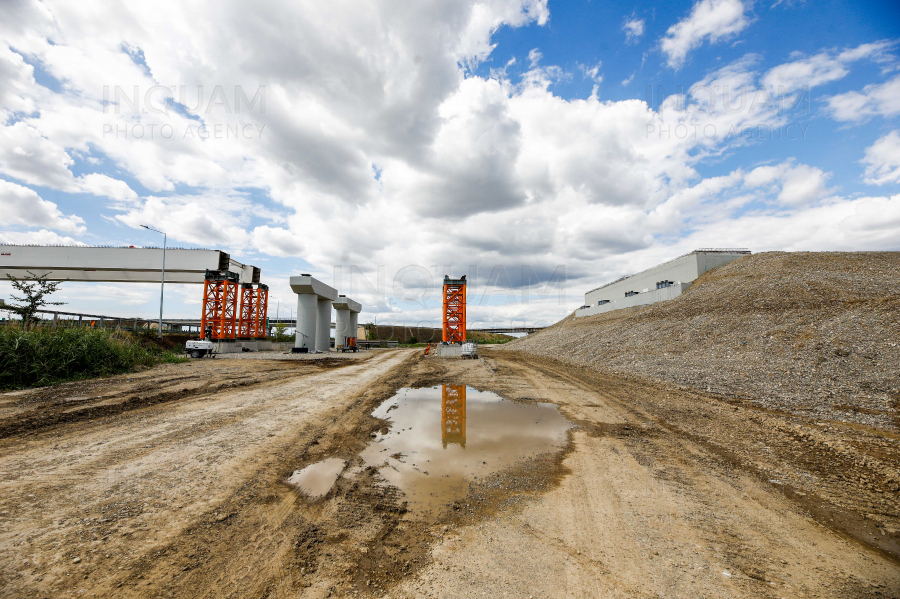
[333,295,362,349]
[316,298,331,352]
[290,275,338,351]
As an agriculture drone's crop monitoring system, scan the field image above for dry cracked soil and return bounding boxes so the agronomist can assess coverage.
[0,347,897,599]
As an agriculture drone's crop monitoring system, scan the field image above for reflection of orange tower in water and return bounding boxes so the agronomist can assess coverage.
[441,385,467,449]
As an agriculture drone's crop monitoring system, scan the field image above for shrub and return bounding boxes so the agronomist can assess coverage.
[0,325,186,390]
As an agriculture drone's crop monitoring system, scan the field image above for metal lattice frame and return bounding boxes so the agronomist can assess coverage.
[442,279,466,343]
[238,284,256,339]
[441,384,466,448]
[200,272,238,340]
[253,285,268,338]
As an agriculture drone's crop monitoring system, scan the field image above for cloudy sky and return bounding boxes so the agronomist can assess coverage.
[1,0,899,329]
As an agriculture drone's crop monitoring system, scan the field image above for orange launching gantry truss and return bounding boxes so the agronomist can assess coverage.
[237,283,269,339]
[442,275,467,343]
[201,269,268,341]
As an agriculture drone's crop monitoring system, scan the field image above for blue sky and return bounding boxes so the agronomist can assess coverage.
[479,0,900,192]
[1,0,899,329]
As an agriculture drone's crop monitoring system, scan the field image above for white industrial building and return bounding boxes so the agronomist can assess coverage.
[575,249,750,317]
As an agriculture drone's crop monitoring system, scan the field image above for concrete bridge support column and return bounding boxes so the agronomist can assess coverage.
[290,274,337,352]
[334,308,351,349]
[333,295,362,349]
[316,298,331,352]
[295,292,318,350]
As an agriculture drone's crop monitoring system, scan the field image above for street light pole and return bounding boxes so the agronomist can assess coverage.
[140,225,166,339]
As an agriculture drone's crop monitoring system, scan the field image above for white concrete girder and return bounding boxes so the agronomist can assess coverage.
[0,245,259,284]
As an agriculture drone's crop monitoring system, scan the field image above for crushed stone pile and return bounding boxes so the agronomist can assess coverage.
[504,252,900,429]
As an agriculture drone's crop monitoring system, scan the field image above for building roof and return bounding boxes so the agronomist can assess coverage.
[585,248,751,295]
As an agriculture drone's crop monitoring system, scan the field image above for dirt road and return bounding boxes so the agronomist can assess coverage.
[0,349,897,598]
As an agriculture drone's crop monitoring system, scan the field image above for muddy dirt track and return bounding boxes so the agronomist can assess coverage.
[0,348,897,598]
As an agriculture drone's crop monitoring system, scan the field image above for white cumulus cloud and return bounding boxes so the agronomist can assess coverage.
[1,0,899,324]
[825,74,900,123]
[0,179,85,233]
[661,0,750,70]
[763,41,896,95]
[251,225,304,257]
[77,173,139,202]
[861,130,900,185]
[623,18,645,44]
[0,229,83,246]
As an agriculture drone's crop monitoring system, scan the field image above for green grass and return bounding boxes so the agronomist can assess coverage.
[0,325,188,390]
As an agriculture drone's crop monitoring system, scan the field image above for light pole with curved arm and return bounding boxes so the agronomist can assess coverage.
[140,225,166,339]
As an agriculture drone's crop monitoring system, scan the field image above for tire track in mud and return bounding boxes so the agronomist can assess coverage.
[0,358,352,440]
[100,352,580,599]
[0,351,405,599]
[9,348,895,599]
[494,350,900,565]
[97,350,425,599]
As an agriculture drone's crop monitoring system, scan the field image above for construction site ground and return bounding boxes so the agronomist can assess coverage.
[0,347,897,599]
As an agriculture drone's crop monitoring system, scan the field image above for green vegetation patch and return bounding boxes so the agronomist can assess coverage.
[0,326,187,390]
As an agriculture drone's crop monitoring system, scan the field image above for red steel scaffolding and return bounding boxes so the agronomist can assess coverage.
[202,270,268,341]
[253,284,268,338]
[201,270,239,340]
[238,284,256,339]
[442,275,466,343]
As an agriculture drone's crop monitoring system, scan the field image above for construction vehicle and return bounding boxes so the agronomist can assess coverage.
[339,336,359,352]
[186,324,218,358]
[185,339,217,358]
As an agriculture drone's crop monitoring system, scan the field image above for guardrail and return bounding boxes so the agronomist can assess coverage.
[357,339,399,348]
[468,327,545,334]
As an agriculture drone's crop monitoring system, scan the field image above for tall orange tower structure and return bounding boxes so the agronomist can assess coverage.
[442,275,466,343]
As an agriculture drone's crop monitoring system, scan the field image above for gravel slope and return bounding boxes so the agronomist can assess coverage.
[505,251,900,429]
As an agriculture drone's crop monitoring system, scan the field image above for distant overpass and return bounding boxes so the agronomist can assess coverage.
[166,318,334,328]
[468,326,546,335]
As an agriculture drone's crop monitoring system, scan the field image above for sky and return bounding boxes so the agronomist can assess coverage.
[1,0,899,329]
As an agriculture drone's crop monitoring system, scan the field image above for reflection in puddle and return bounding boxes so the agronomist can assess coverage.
[363,384,570,517]
[442,385,467,448]
[287,457,345,497]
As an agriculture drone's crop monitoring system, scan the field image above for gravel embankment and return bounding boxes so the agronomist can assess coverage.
[503,251,900,429]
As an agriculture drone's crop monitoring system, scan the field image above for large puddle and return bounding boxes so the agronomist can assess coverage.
[363,385,570,516]
[288,385,571,515]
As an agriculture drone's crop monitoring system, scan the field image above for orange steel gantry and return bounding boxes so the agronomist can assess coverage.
[252,284,268,338]
[237,283,269,339]
[442,275,466,343]
[201,269,267,341]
